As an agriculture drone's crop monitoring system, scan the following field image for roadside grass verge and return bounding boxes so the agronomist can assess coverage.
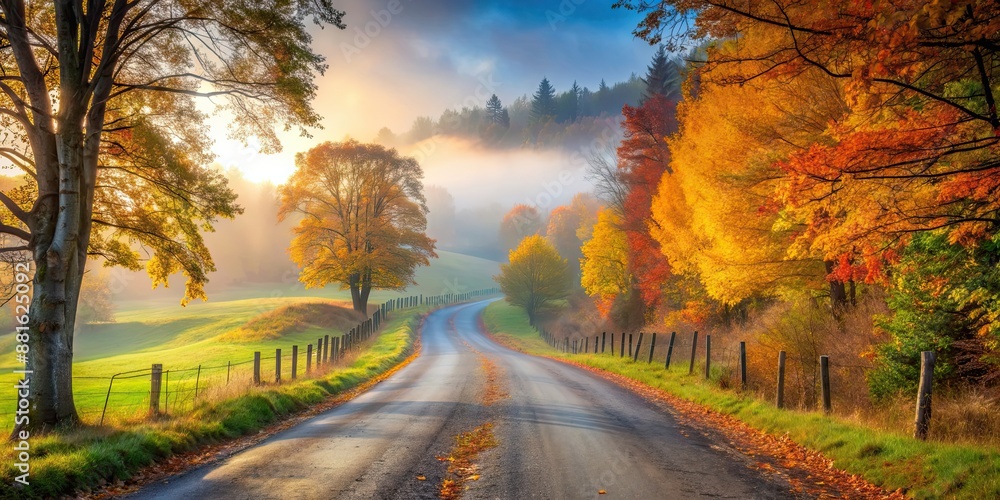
[0,310,422,499]
[482,301,1000,499]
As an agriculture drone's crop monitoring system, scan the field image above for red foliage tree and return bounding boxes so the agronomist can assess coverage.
[617,94,678,314]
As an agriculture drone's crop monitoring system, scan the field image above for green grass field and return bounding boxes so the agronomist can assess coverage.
[482,300,1000,500]
[0,307,425,498]
[0,250,498,430]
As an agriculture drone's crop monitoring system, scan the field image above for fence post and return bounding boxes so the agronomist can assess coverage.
[194,365,201,398]
[611,333,615,355]
[705,335,712,379]
[594,335,598,354]
[585,337,589,354]
[648,333,657,363]
[253,352,261,385]
[275,348,282,382]
[100,373,119,425]
[292,345,298,380]
[227,360,231,385]
[307,344,313,374]
[914,351,936,440]
[620,333,625,358]
[602,332,607,353]
[149,363,163,414]
[633,333,643,362]
[739,341,747,390]
[628,333,633,358]
[165,370,169,413]
[665,332,676,369]
[689,331,699,375]
[324,335,330,362]
[776,350,786,409]
[820,355,832,414]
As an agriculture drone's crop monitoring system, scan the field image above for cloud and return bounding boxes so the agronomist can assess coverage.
[214,1,653,185]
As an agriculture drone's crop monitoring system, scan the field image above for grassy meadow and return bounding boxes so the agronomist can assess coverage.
[0,307,424,498]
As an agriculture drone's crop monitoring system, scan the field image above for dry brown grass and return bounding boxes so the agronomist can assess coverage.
[219,300,365,341]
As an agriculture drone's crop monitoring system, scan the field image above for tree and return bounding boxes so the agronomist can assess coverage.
[641,45,680,101]
[486,94,504,125]
[556,81,581,123]
[425,185,457,248]
[531,77,558,123]
[408,116,435,142]
[617,94,678,314]
[499,204,544,253]
[650,59,837,306]
[581,208,631,317]
[617,0,1000,280]
[495,235,571,325]
[546,193,601,280]
[77,268,115,325]
[595,79,612,114]
[279,140,436,313]
[1,0,343,431]
[375,127,398,147]
[871,231,1000,399]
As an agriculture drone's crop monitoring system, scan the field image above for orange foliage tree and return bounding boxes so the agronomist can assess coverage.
[616,0,1000,283]
[546,193,602,280]
[499,204,544,253]
[280,140,436,313]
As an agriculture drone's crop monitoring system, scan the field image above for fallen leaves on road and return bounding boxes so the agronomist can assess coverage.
[479,354,509,406]
[417,475,427,481]
[598,489,607,494]
[437,422,499,499]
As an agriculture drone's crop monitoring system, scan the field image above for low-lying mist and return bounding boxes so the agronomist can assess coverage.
[402,136,596,210]
[91,135,614,307]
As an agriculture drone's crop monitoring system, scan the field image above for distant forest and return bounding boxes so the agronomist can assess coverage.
[373,73,669,149]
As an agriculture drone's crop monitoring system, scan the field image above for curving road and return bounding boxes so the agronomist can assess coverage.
[131,300,792,499]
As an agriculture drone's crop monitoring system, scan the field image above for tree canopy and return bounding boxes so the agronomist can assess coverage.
[530,77,558,123]
[496,235,571,325]
[279,140,436,313]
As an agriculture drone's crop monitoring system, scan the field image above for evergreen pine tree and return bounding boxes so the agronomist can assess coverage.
[531,77,558,123]
[500,108,510,128]
[596,79,612,115]
[641,45,680,101]
[555,80,581,123]
[486,94,504,125]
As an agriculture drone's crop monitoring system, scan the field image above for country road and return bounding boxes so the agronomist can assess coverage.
[131,300,793,499]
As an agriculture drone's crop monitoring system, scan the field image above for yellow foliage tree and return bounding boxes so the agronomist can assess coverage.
[651,35,837,305]
[581,208,631,313]
[495,235,570,325]
[280,140,437,313]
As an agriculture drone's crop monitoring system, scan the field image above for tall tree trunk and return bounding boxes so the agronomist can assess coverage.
[825,260,848,313]
[360,281,372,315]
[16,126,89,434]
[349,273,364,313]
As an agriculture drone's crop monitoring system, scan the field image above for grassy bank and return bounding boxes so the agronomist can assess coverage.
[482,301,1000,499]
[0,310,422,499]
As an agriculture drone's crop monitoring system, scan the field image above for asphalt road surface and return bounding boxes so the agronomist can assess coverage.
[131,300,792,499]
